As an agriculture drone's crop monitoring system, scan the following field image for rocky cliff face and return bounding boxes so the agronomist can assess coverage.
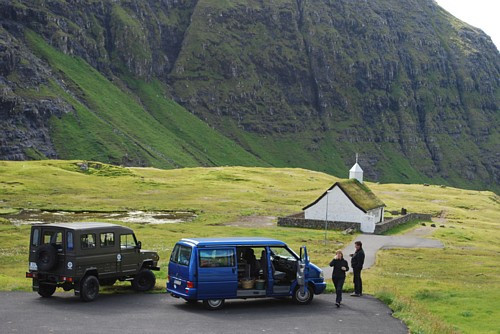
[0,0,498,192]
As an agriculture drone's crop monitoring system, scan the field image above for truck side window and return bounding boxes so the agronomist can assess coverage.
[120,234,136,249]
[100,232,115,247]
[67,231,74,250]
[199,249,235,268]
[32,228,40,247]
[81,233,96,249]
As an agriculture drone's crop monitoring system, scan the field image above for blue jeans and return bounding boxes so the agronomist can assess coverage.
[333,277,345,303]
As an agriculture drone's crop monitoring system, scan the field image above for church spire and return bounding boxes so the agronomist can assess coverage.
[349,153,364,183]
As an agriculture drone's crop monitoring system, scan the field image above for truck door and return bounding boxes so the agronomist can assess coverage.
[119,233,140,274]
[197,247,237,299]
[98,232,117,275]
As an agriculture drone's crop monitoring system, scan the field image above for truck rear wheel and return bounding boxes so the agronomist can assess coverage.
[38,283,56,298]
[203,299,225,310]
[292,285,314,305]
[132,269,156,292]
[80,275,99,302]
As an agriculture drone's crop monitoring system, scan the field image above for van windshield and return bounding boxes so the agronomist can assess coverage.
[170,244,192,266]
[270,247,297,260]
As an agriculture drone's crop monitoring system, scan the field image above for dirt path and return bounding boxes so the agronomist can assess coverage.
[322,230,443,276]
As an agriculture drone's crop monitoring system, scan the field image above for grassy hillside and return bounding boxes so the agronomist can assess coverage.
[25,30,264,168]
[2,0,498,193]
[0,161,498,333]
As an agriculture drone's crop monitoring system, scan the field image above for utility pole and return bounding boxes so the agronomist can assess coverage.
[324,190,331,245]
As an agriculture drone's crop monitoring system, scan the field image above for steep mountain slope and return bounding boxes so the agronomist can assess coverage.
[0,0,498,191]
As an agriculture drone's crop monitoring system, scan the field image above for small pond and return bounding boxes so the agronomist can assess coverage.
[3,209,196,225]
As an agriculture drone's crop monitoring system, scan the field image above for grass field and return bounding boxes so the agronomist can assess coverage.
[0,160,498,333]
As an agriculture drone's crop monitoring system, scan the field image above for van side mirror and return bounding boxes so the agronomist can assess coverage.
[136,241,142,250]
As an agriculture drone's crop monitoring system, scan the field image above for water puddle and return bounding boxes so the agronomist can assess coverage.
[3,209,196,225]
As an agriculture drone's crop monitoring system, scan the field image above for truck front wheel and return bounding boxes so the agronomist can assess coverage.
[132,269,156,292]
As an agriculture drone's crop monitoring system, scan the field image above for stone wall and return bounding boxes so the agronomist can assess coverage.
[373,213,432,234]
[277,215,361,232]
[277,212,432,234]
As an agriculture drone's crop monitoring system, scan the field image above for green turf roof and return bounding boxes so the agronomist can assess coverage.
[303,178,385,212]
[337,179,385,211]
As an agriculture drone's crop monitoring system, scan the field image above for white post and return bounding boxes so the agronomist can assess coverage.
[324,190,331,245]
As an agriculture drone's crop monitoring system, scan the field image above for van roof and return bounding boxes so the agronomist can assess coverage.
[32,222,133,232]
[180,237,287,247]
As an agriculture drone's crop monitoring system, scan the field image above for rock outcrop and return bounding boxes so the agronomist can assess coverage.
[0,0,498,192]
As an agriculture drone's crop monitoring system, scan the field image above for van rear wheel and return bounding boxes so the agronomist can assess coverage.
[203,299,225,310]
[38,283,56,298]
[292,285,314,305]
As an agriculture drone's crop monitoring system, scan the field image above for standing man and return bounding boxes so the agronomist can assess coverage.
[350,241,365,297]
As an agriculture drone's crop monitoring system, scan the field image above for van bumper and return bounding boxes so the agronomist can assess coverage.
[167,284,197,299]
[311,281,327,295]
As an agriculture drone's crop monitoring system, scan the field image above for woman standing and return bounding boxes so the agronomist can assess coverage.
[329,250,349,307]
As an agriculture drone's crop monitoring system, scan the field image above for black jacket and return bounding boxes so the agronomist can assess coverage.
[351,248,365,270]
[329,258,349,278]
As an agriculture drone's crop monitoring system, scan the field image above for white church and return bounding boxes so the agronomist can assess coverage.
[302,156,385,233]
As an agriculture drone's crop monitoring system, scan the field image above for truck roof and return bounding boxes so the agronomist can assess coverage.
[180,237,287,247]
[32,222,133,232]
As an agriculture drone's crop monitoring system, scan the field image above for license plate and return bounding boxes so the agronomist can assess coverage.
[29,262,38,271]
[174,279,181,285]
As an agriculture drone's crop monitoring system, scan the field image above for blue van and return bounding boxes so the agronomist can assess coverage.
[167,237,326,310]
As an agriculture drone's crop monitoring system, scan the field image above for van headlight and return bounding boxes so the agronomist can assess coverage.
[319,270,324,278]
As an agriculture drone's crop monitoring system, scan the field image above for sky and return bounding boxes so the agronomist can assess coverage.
[435,0,499,50]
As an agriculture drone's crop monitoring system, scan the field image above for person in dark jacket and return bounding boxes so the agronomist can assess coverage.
[349,241,365,296]
[329,250,349,307]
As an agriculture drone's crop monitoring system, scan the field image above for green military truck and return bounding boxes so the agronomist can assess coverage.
[26,222,160,302]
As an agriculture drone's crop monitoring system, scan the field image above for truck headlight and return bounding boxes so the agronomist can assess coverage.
[319,270,324,279]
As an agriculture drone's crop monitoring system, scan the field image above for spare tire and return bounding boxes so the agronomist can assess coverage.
[35,244,58,271]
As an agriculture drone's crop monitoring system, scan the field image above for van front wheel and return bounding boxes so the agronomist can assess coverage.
[292,286,314,305]
[203,299,225,310]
